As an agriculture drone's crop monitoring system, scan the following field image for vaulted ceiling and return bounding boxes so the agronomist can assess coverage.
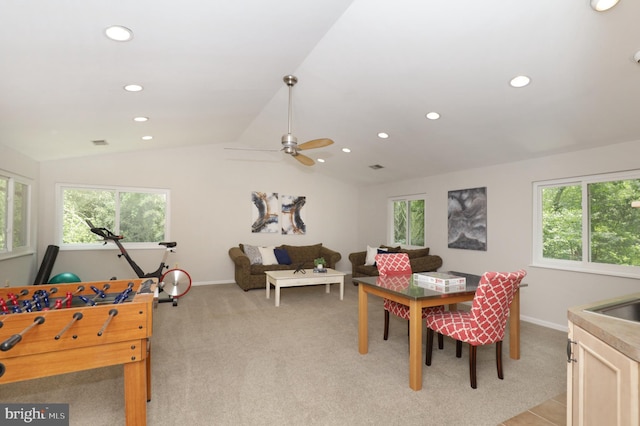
[1,1,639,185]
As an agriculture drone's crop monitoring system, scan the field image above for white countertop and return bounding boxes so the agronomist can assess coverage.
[568,292,640,362]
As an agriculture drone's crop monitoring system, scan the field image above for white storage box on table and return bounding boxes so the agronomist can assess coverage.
[413,272,466,293]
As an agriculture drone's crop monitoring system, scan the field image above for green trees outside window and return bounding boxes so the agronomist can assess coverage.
[0,173,31,254]
[391,197,425,247]
[538,174,640,271]
[60,186,169,246]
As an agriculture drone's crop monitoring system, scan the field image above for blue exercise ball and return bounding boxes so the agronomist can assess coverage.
[48,272,81,284]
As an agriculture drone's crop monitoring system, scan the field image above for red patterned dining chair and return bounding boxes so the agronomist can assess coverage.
[424,269,527,389]
[375,253,443,348]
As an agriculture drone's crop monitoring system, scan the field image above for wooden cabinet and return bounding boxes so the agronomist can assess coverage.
[567,321,639,425]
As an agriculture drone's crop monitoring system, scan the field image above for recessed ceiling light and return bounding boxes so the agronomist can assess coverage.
[590,0,620,11]
[141,136,153,141]
[124,84,143,92]
[133,116,148,122]
[342,148,351,153]
[509,75,531,88]
[377,132,389,139]
[317,158,325,163]
[425,112,440,120]
[105,26,133,42]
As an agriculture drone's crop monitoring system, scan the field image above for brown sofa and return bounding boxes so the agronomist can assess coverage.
[348,245,442,280]
[228,243,342,291]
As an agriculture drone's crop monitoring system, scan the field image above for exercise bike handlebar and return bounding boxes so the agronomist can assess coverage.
[86,220,123,241]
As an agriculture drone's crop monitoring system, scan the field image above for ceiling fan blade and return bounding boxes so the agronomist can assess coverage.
[292,153,315,166]
[297,138,334,150]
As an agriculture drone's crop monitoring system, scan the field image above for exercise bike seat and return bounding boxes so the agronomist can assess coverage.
[159,242,177,248]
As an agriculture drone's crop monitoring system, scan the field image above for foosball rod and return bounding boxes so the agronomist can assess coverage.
[54,312,83,340]
[0,316,45,351]
[97,309,118,336]
[52,285,85,309]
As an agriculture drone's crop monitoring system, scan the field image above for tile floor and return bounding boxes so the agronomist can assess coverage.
[500,392,567,425]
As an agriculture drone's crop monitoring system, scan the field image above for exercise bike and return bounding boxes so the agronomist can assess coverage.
[87,220,191,306]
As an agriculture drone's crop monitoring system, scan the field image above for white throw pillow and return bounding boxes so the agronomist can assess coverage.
[365,245,387,266]
[258,246,278,265]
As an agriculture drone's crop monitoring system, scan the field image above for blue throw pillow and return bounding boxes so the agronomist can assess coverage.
[274,248,292,265]
[374,248,389,266]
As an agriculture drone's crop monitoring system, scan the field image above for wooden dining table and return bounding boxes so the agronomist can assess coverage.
[353,272,525,391]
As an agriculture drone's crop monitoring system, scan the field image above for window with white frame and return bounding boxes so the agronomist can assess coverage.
[0,171,32,257]
[57,184,170,248]
[532,170,640,277]
[388,194,425,247]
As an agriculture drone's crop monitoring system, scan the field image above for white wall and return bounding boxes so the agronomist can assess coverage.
[37,144,360,284]
[0,144,39,285]
[356,140,640,330]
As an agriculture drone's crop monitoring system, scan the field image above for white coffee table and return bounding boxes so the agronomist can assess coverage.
[265,268,345,307]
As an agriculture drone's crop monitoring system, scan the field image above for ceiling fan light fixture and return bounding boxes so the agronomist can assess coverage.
[342,148,351,153]
[377,132,389,139]
[105,25,133,42]
[590,0,620,11]
[317,158,326,163]
[425,112,440,120]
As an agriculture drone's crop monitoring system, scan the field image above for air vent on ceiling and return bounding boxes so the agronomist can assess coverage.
[369,164,384,170]
[92,140,108,146]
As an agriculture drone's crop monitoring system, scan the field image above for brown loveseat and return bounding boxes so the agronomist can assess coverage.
[228,243,342,291]
[348,245,442,280]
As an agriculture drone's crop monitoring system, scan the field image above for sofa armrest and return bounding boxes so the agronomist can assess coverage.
[348,251,367,275]
[229,247,250,268]
[348,251,366,265]
[410,255,443,273]
[319,246,342,268]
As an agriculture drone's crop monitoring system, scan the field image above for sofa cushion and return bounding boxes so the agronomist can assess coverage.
[242,244,262,265]
[400,247,430,259]
[258,246,278,265]
[274,248,292,265]
[250,264,295,274]
[281,243,322,265]
[354,264,380,276]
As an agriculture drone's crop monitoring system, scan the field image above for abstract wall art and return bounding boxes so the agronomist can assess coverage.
[448,187,487,251]
[251,191,279,233]
[281,194,306,235]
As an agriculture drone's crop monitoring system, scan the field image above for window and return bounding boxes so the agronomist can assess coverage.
[0,171,32,257]
[533,171,640,277]
[57,184,170,248]
[389,195,425,247]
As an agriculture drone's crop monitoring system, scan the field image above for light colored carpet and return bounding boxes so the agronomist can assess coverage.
[0,278,567,425]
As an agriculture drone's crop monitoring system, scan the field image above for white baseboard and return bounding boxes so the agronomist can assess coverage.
[521,315,568,332]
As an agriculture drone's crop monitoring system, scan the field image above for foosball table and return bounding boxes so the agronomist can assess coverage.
[0,278,156,425]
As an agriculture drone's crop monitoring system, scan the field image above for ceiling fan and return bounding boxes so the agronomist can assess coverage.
[279,75,334,166]
[227,75,334,166]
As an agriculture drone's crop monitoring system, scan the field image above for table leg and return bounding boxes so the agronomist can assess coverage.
[326,283,330,293]
[124,359,147,426]
[275,283,281,307]
[408,299,423,391]
[266,276,270,300]
[146,340,151,402]
[509,288,521,359]
[358,285,368,354]
[339,277,344,301]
